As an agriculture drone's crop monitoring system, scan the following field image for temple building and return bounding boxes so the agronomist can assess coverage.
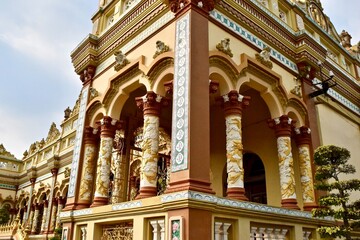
[0,0,359,239]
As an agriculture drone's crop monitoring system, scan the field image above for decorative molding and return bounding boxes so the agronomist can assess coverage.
[94,11,175,76]
[68,86,90,197]
[112,201,142,210]
[210,10,298,73]
[161,190,333,220]
[171,13,190,172]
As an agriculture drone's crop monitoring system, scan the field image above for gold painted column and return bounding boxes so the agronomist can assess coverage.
[135,91,167,199]
[294,126,317,211]
[40,200,49,233]
[268,115,299,210]
[26,205,35,232]
[221,90,250,200]
[111,137,126,204]
[49,198,58,233]
[91,116,123,207]
[31,203,40,234]
[78,126,99,209]
[55,197,65,229]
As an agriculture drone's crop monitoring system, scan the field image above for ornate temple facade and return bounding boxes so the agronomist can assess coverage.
[0,0,359,239]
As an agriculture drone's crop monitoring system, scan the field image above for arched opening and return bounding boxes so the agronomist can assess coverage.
[244,153,267,204]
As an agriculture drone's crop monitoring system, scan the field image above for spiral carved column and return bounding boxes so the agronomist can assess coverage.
[294,126,317,211]
[135,91,168,199]
[268,115,299,210]
[78,126,99,208]
[220,90,250,200]
[91,116,123,207]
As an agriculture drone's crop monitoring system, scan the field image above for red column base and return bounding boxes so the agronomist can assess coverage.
[165,179,215,195]
[226,187,248,201]
[135,186,157,199]
[90,197,108,208]
[303,202,318,211]
[74,201,91,210]
[281,198,300,210]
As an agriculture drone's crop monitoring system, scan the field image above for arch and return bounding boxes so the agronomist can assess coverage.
[209,51,244,92]
[86,101,105,127]
[243,152,267,204]
[286,97,307,126]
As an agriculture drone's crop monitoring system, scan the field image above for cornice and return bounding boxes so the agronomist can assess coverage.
[71,0,168,75]
[214,2,359,115]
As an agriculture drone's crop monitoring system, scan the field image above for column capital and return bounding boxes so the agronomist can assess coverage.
[219,90,251,117]
[294,126,312,145]
[163,0,219,16]
[135,91,170,116]
[268,115,296,137]
[96,116,124,138]
[84,126,100,145]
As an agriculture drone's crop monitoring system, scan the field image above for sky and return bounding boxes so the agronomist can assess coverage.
[0,0,359,159]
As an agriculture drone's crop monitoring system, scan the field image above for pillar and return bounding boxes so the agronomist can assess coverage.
[135,91,167,199]
[91,116,123,207]
[44,168,58,233]
[21,207,27,226]
[55,197,65,229]
[111,138,126,204]
[164,0,215,197]
[268,115,299,209]
[78,126,99,209]
[26,178,36,222]
[26,205,35,232]
[31,204,40,234]
[40,200,48,233]
[220,90,250,200]
[49,198,58,233]
[294,126,317,211]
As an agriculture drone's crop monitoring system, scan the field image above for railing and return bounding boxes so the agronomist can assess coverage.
[101,222,133,240]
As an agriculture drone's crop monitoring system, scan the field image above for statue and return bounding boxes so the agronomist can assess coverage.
[340,30,352,49]
[114,50,129,71]
[153,41,170,58]
[255,46,273,69]
[216,38,233,57]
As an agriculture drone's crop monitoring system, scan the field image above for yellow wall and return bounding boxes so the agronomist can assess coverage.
[317,104,360,201]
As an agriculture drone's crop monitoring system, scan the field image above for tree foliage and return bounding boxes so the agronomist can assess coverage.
[0,205,10,224]
[312,145,360,240]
